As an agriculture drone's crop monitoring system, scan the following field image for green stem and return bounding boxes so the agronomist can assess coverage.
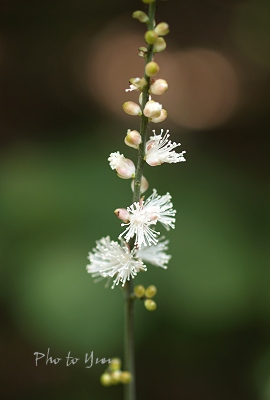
[124,2,156,400]
[124,279,136,400]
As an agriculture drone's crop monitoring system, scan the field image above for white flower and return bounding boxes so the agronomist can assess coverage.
[137,237,171,269]
[108,151,135,179]
[119,189,176,248]
[86,236,147,289]
[145,129,186,166]
[143,189,176,230]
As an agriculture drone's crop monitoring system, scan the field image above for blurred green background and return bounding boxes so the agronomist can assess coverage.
[1,0,270,399]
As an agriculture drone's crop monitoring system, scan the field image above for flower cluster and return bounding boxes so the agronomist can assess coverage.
[86,3,186,289]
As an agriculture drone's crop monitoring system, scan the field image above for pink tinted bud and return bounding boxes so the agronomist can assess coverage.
[151,109,168,123]
[131,176,149,194]
[114,208,130,223]
[143,100,162,118]
[125,129,142,149]
[123,101,142,116]
[116,158,136,179]
[149,79,168,95]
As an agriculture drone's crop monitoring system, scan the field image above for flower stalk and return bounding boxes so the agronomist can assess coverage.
[124,4,157,398]
[133,1,156,204]
[86,0,186,399]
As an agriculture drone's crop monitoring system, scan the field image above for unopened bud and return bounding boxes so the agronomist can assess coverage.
[138,46,147,57]
[154,22,170,36]
[114,208,130,223]
[151,108,167,123]
[145,61,159,77]
[109,358,121,371]
[153,37,167,53]
[100,373,112,386]
[131,175,149,194]
[144,30,158,45]
[117,159,135,179]
[150,79,168,95]
[134,285,145,298]
[132,10,149,23]
[145,285,157,298]
[142,0,155,3]
[111,370,122,384]
[123,101,142,116]
[143,100,162,118]
[120,371,132,384]
[125,129,142,149]
[144,299,157,311]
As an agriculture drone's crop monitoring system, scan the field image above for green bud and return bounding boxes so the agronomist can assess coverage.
[142,0,155,3]
[120,371,132,384]
[109,357,121,371]
[144,30,158,45]
[132,10,149,23]
[145,285,157,298]
[100,373,112,386]
[134,285,145,298]
[111,370,122,385]
[154,22,170,36]
[144,299,157,311]
[145,61,159,77]
[153,37,166,53]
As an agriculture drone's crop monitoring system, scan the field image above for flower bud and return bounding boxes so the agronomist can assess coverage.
[149,79,168,95]
[142,0,155,3]
[145,61,159,77]
[144,30,158,45]
[111,370,122,384]
[114,208,130,223]
[109,358,122,371]
[120,371,132,384]
[125,129,142,149]
[122,101,142,116]
[144,299,157,311]
[138,46,147,57]
[132,10,149,23]
[151,108,168,123]
[131,175,149,194]
[154,22,170,36]
[100,373,112,386]
[153,37,167,53]
[117,159,135,179]
[134,285,145,298]
[145,285,157,298]
[143,100,162,118]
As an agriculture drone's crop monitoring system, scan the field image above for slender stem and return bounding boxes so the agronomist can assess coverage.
[133,1,156,204]
[124,3,156,400]
[124,279,136,400]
